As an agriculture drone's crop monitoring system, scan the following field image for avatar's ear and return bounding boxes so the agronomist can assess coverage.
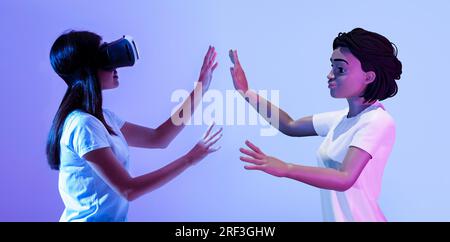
[364,71,376,85]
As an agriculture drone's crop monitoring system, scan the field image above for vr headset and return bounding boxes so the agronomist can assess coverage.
[97,35,140,70]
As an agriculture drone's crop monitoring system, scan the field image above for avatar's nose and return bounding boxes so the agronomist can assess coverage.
[327,70,334,81]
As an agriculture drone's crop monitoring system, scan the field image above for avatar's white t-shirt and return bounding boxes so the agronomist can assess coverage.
[312,101,395,222]
[58,109,130,222]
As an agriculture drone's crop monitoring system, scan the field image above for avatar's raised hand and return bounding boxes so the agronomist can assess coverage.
[229,50,249,93]
[198,46,218,92]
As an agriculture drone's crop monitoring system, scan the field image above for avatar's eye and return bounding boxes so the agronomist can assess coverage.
[338,67,345,73]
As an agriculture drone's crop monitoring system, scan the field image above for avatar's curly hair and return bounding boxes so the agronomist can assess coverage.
[333,28,402,102]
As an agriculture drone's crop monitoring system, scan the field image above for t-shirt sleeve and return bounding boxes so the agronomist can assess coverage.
[312,110,346,137]
[349,114,395,157]
[103,109,125,129]
[71,116,111,158]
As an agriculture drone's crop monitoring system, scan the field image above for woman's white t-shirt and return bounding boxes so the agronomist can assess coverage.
[58,109,130,222]
[312,101,395,222]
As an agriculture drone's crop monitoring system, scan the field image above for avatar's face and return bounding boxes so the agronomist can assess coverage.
[327,47,374,99]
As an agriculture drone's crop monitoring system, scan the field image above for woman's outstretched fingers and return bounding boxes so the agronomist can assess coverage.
[203,46,212,66]
[210,50,217,64]
[209,48,218,72]
[205,127,222,143]
[203,122,216,139]
[212,62,218,71]
[208,146,221,153]
[206,133,222,148]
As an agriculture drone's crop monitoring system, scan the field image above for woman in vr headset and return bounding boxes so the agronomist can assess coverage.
[230,28,402,221]
[46,30,222,222]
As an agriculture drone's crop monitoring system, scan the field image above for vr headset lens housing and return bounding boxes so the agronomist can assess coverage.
[98,35,139,70]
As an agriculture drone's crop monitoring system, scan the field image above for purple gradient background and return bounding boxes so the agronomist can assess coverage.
[1,0,449,221]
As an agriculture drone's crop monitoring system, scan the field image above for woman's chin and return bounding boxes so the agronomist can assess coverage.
[101,82,119,90]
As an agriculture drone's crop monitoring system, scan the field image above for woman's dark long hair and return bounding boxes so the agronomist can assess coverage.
[46,30,116,170]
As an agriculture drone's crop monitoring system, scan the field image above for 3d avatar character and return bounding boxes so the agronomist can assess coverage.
[231,28,402,222]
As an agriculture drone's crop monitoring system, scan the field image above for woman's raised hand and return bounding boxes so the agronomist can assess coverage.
[198,46,218,93]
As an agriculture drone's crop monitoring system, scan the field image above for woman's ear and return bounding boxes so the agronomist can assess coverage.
[364,71,376,85]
